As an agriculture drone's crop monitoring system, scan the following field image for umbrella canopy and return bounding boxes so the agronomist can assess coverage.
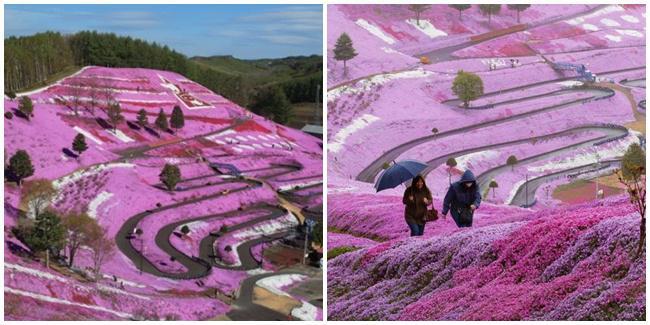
[374,160,428,192]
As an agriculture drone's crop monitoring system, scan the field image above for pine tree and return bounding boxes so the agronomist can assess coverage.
[137,109,148,127]
[479,4,502,25]
[408,4,431,26]
[106,102,124,132]
[160,163,181,191]
[333,33,358,76]
[507,4,531,23]
[19,96,34,120]
[72,133,88,157]
[155,109,168,131]
[24,210,66,268]
[449,4,472,20]
[452,70,484,108]
[8,150,35,186]
[170,105,185,131]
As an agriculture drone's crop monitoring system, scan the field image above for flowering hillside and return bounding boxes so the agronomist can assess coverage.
[5,66,322,320]
[327,4,645,321]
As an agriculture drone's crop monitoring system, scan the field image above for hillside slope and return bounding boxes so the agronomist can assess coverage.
[5,66,323,320]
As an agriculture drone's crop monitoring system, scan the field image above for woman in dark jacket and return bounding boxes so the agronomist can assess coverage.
[442,169,481,228]
[402,175,432,236]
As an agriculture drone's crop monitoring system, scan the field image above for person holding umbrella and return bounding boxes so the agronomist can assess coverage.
[442,170,481,228]
[402,175,432,236]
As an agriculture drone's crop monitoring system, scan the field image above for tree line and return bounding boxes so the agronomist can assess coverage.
[4,31,322,122]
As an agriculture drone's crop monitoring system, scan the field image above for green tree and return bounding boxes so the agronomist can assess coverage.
[479,4,502,25]
[23,210,66,268]
[180,225,190,235]
[452,70,484,108]
[160,163,181,191]
[507,155,518,171]
[137,109,148,127]
[8,150,35,186]
[72,133,88,157]
[106,102,123,132]
[333,33,358,76]
[62,212,96,267]
[155,109,169,131]
[19,96,34,120]
[449,4,472,20]
[617,143,645,258]
[251,86,293,125]
[21,179,56,219]
[431,127,439,134]
[170,105,185,131]
[446,157,457,184]
[507,4,531,23]
[489,180,499,198]
[408,4,431,26]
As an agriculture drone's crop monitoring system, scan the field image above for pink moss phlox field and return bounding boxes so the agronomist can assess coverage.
[328,196,644,321]
[5,65,323,320]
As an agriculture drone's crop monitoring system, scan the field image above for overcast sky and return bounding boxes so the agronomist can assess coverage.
[5,4,323,59]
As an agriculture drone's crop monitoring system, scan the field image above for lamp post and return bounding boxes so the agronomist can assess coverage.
[594,151,601,199]
[134,227,144,275]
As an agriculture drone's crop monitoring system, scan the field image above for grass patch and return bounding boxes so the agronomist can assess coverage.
[328,246,360,260]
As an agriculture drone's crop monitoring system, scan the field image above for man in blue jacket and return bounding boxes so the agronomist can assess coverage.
[442,170,481,228]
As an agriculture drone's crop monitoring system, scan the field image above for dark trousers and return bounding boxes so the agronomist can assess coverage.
[450,207,473,228]
[407,221,426,236]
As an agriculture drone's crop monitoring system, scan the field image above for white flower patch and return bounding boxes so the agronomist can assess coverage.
[582,23,599,31]
[455,150,500,171]
[5,263,68,282]
[527,134,639,173]
[96,284,150,300]
[328,69,434,101]
[620,15,639,23]
[355,19,396,44]
[256,274,308,297]
[5,287,132,319]
[605,34,622,42]
[88,191,114,219]
[616,29,644,37]
[600,18,620,27]
[565,5,624,25]
[405,19,447,39]
[557,80,584,87]
[73,126,103,145]
[329,114,380,153]
[106,129,134,143]
[53,163,135,190]
[278,180,323,192]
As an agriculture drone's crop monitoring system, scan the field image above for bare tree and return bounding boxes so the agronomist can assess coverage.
[21,179,57,219]
[62,212,95,268]
[86,75,101,116]
[87,225,115,280]
[67,82,85,116]
[99,78,116,112]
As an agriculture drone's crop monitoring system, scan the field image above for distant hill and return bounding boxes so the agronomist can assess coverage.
[191,55,323,103]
